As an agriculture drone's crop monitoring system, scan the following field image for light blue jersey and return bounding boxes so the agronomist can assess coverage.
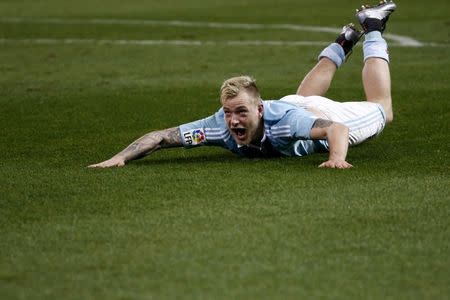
[179,100,329,157]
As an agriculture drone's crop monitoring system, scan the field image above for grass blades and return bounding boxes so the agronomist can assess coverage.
[1,0,449,299]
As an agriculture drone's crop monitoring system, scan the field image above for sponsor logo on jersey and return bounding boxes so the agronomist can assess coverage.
[182,128,205,145]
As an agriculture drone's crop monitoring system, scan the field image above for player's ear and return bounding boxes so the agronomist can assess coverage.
[258,103,264,117]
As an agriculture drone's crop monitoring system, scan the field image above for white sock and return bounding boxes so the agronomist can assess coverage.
[363,31,389,63]
[318,43,345,68]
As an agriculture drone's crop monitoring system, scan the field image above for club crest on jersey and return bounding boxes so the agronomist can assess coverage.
[183,128,205,145]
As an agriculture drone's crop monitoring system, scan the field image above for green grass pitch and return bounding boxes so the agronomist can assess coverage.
[1,0,449,299]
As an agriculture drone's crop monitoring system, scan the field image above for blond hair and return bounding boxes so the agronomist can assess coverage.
[220,75,261,105]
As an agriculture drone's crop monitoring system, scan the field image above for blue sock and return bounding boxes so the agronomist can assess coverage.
[318,43,345,68]
[363,31,389,63]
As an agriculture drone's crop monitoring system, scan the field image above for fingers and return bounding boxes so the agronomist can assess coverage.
[87,163,110,168]
[87,158,125,168]
[318,160,353,169]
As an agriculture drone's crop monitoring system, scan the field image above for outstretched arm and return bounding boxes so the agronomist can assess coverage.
[309,119,352,169]
[88,127,182,168]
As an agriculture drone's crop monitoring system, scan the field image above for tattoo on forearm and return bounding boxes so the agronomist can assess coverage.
[313,119,333,129]
[160,127,182,148]
[127,142,142,152]
[118,127,182,161]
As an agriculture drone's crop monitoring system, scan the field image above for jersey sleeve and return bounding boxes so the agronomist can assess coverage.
[281,109,318,139]
[178,109,230,148]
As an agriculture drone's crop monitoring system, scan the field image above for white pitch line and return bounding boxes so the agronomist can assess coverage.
[0,17,426,47]
[0,38,329,46]
[0,38,206,46]
[3,38,443,48]
[0,38,445,48]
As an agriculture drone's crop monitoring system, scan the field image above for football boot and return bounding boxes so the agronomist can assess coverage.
[356,0,397,33]
[335,23,363,60]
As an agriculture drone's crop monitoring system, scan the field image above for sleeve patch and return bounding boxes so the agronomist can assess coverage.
[182,128,206,145]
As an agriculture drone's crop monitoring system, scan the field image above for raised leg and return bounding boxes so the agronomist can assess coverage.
[357,1,397,123]
[296,24,362,97]
[296,58,337,97]
[362,57,393,122]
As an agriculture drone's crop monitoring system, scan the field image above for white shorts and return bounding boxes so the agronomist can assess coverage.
[280,94,386,146]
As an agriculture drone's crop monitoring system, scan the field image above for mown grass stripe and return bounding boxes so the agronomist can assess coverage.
[0,17,425,46]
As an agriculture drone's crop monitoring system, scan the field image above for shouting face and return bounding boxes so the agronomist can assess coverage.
[222,91,264,145]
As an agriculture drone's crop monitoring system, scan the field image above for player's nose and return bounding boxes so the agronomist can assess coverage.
[231,115,240,125]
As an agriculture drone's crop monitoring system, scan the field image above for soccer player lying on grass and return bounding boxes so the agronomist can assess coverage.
[89,1,396,170]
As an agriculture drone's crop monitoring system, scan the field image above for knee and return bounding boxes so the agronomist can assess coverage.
[385,111,393,124]
[380,98,393,124]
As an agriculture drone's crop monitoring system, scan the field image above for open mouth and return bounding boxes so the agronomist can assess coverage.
[232,128,246,140]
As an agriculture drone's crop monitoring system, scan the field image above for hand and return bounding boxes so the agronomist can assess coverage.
[88,156,125,168]
[318,159,353,169]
